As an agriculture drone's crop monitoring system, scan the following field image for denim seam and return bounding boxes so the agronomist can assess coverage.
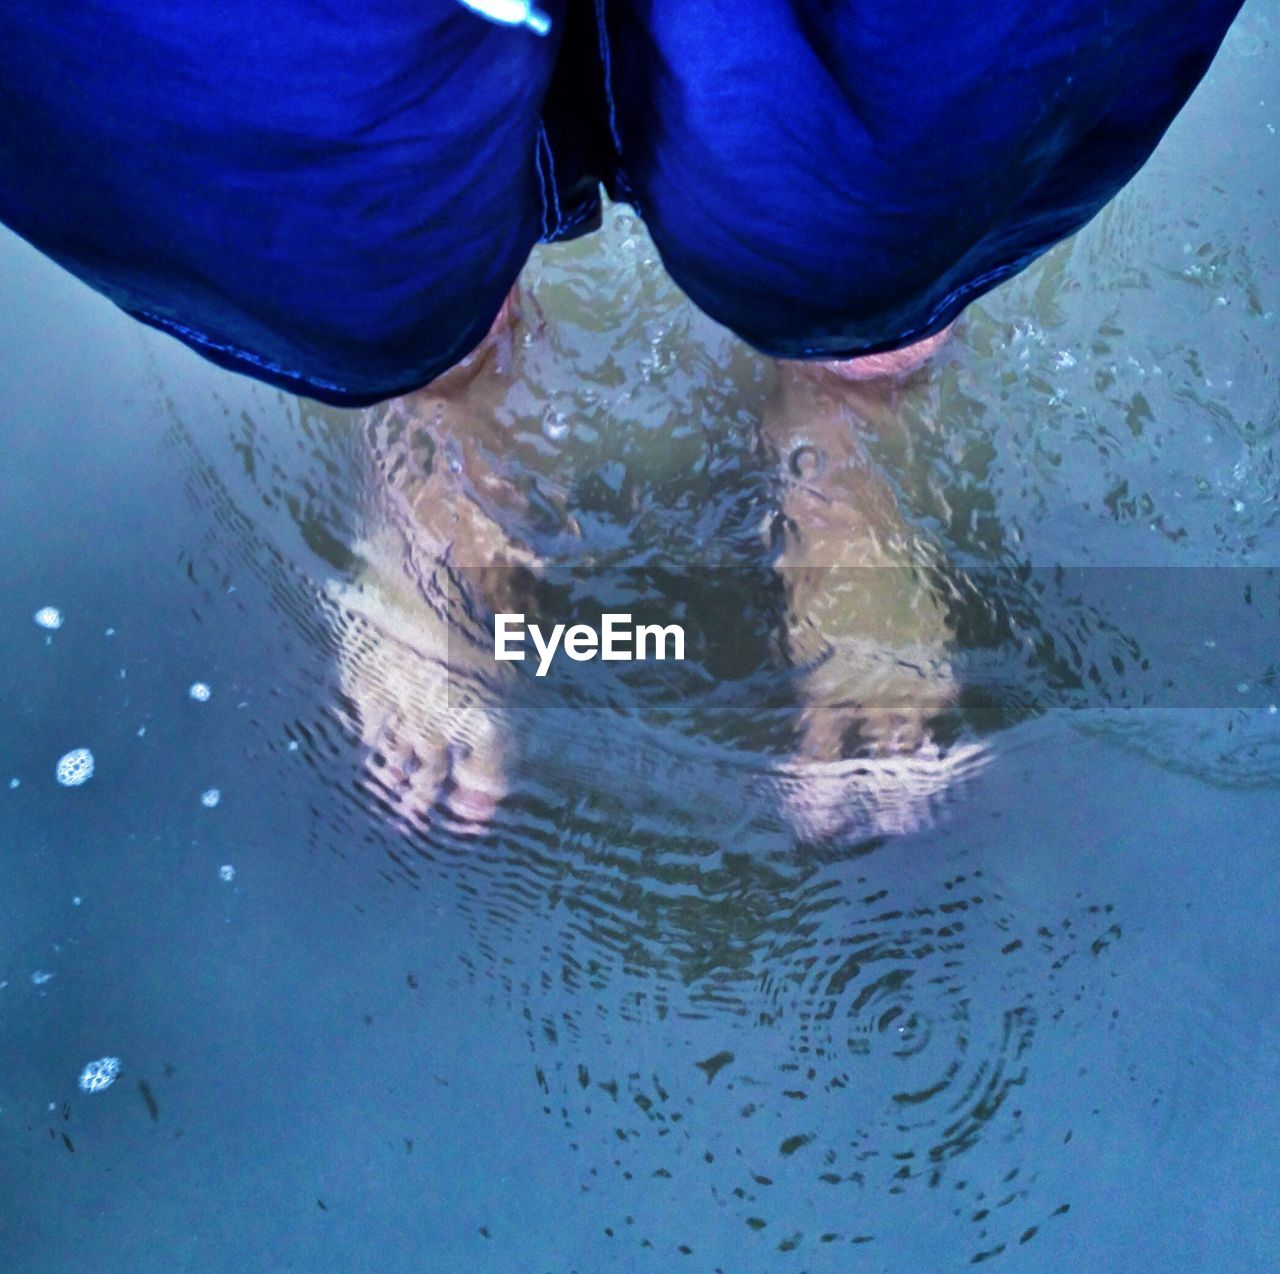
[554,202,596,236]
[532,128,552,240]
[537,122,564,235]
[924,261,1024,327]
[790,260,1027,358]
[135,309,351,394]
[594,0,623,162]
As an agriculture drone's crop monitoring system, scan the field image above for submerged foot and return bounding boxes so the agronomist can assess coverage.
[329,568,514,836]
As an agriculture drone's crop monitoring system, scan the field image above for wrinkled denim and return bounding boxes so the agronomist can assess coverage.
[0,0,1245,405]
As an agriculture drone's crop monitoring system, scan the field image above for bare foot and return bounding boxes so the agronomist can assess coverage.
[328,554,514,836]
[802,319,957,383]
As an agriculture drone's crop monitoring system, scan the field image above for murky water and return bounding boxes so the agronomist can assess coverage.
[2,7,1278,1271]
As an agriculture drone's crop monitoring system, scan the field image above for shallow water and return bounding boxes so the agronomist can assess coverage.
[2,7,1279,1270]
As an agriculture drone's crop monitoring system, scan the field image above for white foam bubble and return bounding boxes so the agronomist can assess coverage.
[219,864,235,882]
[78,1057,120,1094]
[201,788,221,808]
[55,748,94,787]
[189,682,212,702]
[34,606,63,630]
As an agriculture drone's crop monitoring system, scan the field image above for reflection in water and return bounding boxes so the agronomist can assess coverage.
[156,133,1277,1262]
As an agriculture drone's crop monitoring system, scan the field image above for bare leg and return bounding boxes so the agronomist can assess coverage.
[805,320,957,383]
[427,279,529,389]
[760,362,968,841]
[331,275,548,835]
[488,280,523,338]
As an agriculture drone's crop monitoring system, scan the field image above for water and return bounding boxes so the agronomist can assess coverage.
[1,6,1278,1269]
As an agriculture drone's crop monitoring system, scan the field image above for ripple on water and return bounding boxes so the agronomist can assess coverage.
[468,833,1113,1263]
[151,189,1276,1268]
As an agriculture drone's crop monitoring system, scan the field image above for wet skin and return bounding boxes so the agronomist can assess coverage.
[332,288,962,837]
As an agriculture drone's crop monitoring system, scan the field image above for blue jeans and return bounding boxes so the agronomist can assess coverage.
[0,0,1244,405]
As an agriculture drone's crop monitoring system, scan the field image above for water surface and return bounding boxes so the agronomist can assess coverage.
[1,7,1278,1270]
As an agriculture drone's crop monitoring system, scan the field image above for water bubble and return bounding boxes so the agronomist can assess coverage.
[188,682,212,702]
[219,864,236,882]
[542,409,569,442]
[31,971,54,986]
[34,606,63,630]
[55,748,95,787]
[8,778,18,790]
[78,1057,120,1094]
[201,788,221,808]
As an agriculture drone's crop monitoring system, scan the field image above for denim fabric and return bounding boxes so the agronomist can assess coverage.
[601,0,1246,358]
[0,1,592,404]
[0,1,1245,404]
